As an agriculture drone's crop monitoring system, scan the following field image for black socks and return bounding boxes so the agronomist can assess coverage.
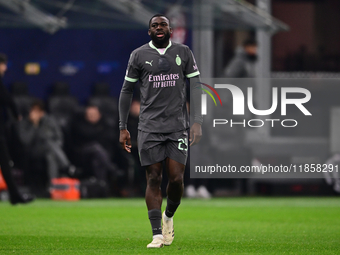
[165,197,180,218]
[148,199,181,236]
[148,209,162,235]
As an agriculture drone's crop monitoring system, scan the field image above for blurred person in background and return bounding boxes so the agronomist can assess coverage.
[184,87,211,199]
[0,52,34,204]
[18,100,75,190]
[70,104,124,184]
[223,38,257,195]
[224,38,258,78]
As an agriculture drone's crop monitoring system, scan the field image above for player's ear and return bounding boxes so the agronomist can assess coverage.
[148,29,151,36]
[170,27,173,34]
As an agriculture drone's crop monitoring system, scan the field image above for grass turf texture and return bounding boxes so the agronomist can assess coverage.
[0,198,339,254]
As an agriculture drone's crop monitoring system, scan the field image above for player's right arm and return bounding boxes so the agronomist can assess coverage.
[119,80,136,153]
[119,51,139,153]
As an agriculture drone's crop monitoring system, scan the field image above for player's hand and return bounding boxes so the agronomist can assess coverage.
[189,123,202,146]
[119,129,132,153]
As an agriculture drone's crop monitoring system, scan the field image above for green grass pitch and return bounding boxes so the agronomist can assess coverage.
[0,197,339,254]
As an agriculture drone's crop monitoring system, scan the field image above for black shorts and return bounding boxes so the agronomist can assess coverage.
[137,130,188,166]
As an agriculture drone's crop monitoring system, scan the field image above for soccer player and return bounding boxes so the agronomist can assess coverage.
[0,53,34,205]
[119,14,203,248]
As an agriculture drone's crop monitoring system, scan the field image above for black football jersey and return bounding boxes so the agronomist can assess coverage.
[125,40,200,132]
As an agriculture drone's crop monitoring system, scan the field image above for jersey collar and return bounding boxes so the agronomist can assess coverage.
[149,40,172,55]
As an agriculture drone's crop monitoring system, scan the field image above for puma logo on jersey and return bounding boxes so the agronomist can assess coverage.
[145,60,153,66]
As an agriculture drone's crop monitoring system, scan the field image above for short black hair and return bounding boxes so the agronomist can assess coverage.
[243,38,257,47]
[149,14,171,28]
[86,103,99,109]
[0,53,7,64]
[30,99,45,111]
[86,103,101,111]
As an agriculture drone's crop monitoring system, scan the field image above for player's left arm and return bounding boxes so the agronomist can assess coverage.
[188,76,203,146]
[184,47,203,146]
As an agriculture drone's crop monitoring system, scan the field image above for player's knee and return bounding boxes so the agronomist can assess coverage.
[147,172,162,187]
[169,175,183,187]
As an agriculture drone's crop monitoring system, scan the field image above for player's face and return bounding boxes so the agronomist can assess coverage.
[0,62,7,77]
[148,16,172,46]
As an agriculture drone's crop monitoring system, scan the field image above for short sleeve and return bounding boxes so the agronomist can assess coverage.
[184,47,200,78]
[124,51,140,82]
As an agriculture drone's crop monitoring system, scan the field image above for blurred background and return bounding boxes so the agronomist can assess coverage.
[0,0,340,199]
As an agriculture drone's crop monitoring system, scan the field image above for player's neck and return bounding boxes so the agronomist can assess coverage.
[152,40,170,49]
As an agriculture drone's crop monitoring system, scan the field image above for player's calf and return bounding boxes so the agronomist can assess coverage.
[147,209,163,248]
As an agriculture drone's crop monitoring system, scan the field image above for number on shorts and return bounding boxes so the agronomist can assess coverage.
[178,138,188,151]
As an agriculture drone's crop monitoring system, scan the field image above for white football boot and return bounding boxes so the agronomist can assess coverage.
[146,234,164,248]
[162,211,174,246]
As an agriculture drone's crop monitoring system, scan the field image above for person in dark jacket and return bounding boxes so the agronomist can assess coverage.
[18,100,75,187]
[224,38,258,78]
[70,104,123,182]
[0,53,34,204]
